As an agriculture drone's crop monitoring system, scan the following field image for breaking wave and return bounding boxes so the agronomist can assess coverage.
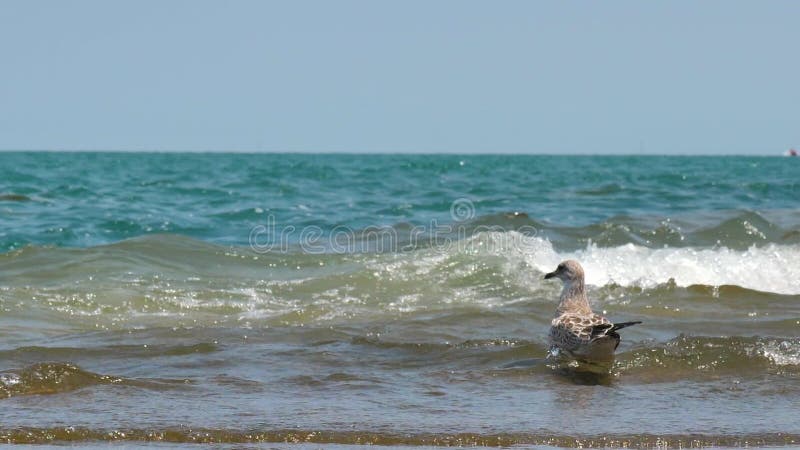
[1,230,799,331]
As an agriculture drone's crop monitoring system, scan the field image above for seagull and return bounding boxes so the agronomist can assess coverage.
[544,260,641,364]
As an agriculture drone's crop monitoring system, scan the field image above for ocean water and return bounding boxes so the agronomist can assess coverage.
[1,152,799,448]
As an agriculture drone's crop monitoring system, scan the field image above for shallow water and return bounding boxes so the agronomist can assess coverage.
[1,153,799,447]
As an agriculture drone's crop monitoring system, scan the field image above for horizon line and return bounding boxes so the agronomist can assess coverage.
[0,148,790,157]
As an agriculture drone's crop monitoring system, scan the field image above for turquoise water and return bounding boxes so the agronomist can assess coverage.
[1,152,800,447]
[2,153,799,250]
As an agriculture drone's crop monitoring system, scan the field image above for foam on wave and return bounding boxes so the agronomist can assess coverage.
[3,232,799,330]
[475,231,800,295]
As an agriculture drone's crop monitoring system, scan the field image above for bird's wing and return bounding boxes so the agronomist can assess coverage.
[549,313,612,350]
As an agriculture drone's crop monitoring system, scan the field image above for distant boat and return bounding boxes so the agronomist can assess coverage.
[787,148,798,157]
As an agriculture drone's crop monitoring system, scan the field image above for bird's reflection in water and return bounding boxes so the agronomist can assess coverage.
[548,352,615,385]
[552,366,613,386]
[501,355,614,386]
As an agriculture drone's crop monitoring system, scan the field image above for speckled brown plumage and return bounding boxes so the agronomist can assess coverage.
[543,260,641,362]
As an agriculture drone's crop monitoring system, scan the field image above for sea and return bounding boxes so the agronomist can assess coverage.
[1,152,799,448]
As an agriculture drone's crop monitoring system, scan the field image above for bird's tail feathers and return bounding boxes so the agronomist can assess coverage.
[609,321,642,332]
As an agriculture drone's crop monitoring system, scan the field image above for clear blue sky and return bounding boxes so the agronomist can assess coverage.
[1,1,797,154]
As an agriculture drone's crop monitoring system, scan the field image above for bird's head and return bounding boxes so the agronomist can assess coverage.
[544,260,584,284]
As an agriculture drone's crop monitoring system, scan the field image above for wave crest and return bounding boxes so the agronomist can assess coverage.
[473,231,800,295]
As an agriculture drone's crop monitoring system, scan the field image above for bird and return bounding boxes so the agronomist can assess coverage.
[543,260,641,364]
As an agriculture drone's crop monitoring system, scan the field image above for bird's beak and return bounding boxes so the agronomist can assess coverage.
[544,271,557,280]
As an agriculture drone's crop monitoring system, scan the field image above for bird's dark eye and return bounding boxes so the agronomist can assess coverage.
[557,264,564,270]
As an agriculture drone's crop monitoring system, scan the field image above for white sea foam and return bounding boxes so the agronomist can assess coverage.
[473,231,800,295]
[759,340,800,366]
[0,373,21,388]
